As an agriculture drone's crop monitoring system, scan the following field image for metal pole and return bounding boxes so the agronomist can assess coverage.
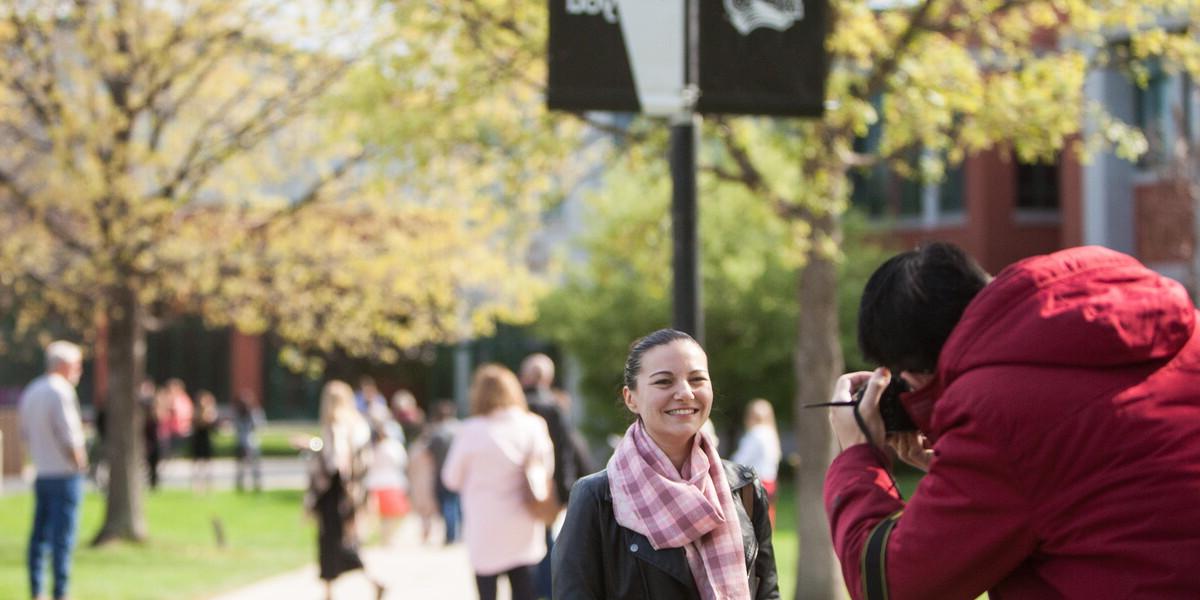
[453,340,470,417]
[670,112,702,343]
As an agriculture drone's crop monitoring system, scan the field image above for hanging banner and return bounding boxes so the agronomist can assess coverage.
[546,0,828,118]
[547,0,687,116]
[696,0,828,116]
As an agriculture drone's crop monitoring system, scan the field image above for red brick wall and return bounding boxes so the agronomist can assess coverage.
[229,332,264,405]
[1059,141,1084,248]
[889,148,1067,275]
[1134,180,1195,263]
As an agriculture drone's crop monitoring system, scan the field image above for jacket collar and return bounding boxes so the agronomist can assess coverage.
[900,377,943,442]
[722,460,756,491]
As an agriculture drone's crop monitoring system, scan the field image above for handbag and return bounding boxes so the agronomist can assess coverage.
[523,451,561,525]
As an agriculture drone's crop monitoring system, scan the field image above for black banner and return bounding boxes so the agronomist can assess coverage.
[547,0,829,118]
[546,0,638,113]
[697,0,829,117]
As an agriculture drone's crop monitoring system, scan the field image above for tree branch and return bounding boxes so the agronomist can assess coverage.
[856,0,940,101]
[147,57,352,204]
[0,167,94,257]
[245,148,371,237]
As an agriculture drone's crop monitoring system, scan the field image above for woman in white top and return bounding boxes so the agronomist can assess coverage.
[731,399,782,525]
[364,423,408,546]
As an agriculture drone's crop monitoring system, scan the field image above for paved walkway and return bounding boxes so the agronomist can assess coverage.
[210,518,511,600]
[2,455,309,495]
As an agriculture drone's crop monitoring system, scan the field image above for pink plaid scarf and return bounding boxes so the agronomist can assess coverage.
[608,420,750,600]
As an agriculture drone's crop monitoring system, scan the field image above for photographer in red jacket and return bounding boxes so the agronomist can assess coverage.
[824,243,1200,600]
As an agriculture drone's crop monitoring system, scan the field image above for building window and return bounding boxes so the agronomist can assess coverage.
[1114,40,1194,170]
[1015,158,1060,211]
[849,97,966,223]
[850,95,890,217]
[1134,56,1171,168]
[939,164,965,213]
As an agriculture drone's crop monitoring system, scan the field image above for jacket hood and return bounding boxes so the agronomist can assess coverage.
[941,246,1195,384]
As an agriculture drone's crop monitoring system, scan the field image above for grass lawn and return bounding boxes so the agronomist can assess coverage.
[209,422,319,459]
[0,489,314,600]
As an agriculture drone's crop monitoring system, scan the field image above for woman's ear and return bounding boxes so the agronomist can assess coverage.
[621,386,638,415]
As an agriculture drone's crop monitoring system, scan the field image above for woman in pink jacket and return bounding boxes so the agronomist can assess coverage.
[441,364,554,600]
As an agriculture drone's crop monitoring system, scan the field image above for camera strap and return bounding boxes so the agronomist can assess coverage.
[806,390,905,500]
[860,510,903,600]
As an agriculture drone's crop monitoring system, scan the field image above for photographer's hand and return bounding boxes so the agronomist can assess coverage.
[830,368,890,451]
[888,431,933,471]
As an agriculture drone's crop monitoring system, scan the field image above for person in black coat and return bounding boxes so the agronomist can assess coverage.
[521,353,588,598]
[554,461,779,599]
[552,330,779,599]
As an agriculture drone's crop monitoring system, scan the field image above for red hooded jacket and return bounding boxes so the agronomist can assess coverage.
[825,246,1200,599]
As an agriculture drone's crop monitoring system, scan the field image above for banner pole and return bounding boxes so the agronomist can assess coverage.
[671,0,702,343]
[670,110,702,343]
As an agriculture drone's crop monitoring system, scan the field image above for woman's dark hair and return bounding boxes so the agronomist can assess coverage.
[857,242,990,373]
[623,329,698,390]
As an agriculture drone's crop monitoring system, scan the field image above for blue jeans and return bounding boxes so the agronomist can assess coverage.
[536,531,553,600]
[28,475,83,600]
[437,489,461,544]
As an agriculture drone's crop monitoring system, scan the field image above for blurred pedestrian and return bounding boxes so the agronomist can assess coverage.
[424,400,462,544]
[305,380,385,600]
[19,341,88,600]
[366,389,403,444]
[406,433,439,544]
[365,423,409,546]
[442,364,553,600]
[553,389,598,482]
[354,376,384,415]
[154,386,173,479]
[87,393,108,491]
[140,379,163,491]
[232,389,265,493]
[519,353,580,599]
[731,399,782,525]
[165,378,193,457]
[390,389,425,445]
[553,329,779,599]
[191,390,218,492]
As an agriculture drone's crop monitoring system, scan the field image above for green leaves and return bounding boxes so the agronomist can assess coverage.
[0,0,552,367]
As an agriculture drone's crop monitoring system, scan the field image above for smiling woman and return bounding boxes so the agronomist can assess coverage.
[551,329,780,600]
[619,331,713,471]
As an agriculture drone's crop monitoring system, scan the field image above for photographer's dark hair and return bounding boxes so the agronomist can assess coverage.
[858,242,990,374]
[623,329,697,390]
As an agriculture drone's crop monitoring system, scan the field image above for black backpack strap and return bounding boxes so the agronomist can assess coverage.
[861,510,903,600]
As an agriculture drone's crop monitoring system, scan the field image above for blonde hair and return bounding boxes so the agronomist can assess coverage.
[320,380,360,428]
[469,364,526,416]
[744,398,777,429]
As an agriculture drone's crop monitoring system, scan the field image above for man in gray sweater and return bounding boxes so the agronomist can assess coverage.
[19,340,87,600]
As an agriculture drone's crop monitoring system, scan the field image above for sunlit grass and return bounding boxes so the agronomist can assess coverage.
[0,488,313,600]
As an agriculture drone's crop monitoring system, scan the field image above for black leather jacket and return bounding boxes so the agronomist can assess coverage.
[552,460,780,599]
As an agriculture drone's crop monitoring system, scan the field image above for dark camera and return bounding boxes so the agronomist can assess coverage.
[853,377,917,432]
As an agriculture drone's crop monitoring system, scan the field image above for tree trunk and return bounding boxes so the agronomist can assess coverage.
[92,286,148,544]
[793,210,845,599]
